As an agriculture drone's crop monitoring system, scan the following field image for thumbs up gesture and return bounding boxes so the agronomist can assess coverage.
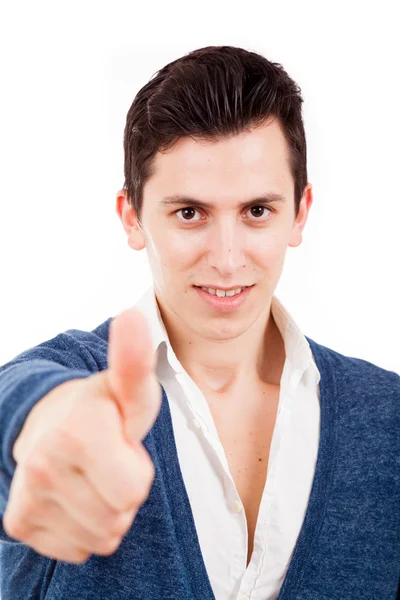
[107,308,161,444]
[4,308,162,564]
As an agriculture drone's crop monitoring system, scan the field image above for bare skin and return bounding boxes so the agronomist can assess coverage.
[210,382,281,568]
[198,316,285,567]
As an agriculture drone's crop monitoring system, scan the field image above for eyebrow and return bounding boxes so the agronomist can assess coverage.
[160,193,286,209]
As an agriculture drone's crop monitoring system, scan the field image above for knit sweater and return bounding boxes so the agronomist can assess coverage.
[0,316,399,600]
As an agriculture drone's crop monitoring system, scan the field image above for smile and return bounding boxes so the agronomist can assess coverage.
[193,285,254,311]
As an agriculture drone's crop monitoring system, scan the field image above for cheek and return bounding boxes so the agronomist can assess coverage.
[164,230,204,263]
[147,230,202,277]
[250,231,288,264]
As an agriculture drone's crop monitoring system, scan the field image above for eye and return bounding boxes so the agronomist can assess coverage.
[175,205,273,223]
[245,205,272,221]
[175,207,203,222]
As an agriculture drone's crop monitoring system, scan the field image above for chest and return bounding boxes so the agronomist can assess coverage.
[206,384,281,565]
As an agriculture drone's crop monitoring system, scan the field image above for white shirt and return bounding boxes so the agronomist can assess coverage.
[135,285,321,600]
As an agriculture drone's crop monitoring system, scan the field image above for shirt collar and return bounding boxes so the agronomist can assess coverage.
[271,295,321,384]
[134,284,320,384]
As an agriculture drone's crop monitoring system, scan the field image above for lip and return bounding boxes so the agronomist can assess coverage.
[195,285,251,291]
[193,285,254,311]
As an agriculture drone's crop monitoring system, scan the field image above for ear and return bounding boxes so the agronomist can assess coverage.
[288,184,313,248]
[115,189,146,251]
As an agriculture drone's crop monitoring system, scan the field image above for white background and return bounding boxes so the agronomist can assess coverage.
[0,0,399,375]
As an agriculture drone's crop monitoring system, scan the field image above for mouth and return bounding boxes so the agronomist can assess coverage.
[193,284,254,311]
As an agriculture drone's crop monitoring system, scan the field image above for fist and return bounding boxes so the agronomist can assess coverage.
[4,308,162,563]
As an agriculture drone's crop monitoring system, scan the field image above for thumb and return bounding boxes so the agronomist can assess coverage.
[106,307,161,443]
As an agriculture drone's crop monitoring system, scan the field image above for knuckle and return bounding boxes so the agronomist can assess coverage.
[25,458,54,489]
[56,427,86,457]
[137,459,155,498]
[25,528,92,564]
[128,481,151,509]
[141,457,156,491]
[108,511,135,537]
[69,551,91,564]
[33,542,90,564]
[95,535,122,556]
[147,458,156,482]
[6,513,35,542]
[3,512,23,540]
[20,495,40,520]
[117,458,155,513]
[6,494,37,531]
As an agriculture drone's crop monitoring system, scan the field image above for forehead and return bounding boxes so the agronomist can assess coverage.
[144,119,294,201]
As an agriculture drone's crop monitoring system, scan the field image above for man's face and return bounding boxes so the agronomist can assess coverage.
[118,118,312,342]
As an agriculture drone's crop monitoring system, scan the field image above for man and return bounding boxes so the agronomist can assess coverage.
[0,45,399,600]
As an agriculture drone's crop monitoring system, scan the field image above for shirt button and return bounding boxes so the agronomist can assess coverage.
[231,499,243,513]
[237,595,250,600]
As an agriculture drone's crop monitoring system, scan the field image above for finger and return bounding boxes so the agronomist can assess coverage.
[24,525,91,564]
[28,451,137,539]
[106,307,161,442]
[50,426,155,513]
[25,498,125,558]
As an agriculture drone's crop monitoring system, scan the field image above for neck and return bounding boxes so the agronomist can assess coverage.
[156,294,286,395]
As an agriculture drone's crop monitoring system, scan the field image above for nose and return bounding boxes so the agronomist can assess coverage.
[205,217,246,275]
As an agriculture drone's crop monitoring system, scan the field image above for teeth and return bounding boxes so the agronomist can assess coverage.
[200,287,243,298]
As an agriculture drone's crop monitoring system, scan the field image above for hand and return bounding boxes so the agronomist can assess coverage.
[4,308,161,564]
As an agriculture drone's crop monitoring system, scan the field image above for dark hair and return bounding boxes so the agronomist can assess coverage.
[123,45,308,223]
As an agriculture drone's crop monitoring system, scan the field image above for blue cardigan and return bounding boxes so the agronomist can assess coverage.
[0,317,399,600]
